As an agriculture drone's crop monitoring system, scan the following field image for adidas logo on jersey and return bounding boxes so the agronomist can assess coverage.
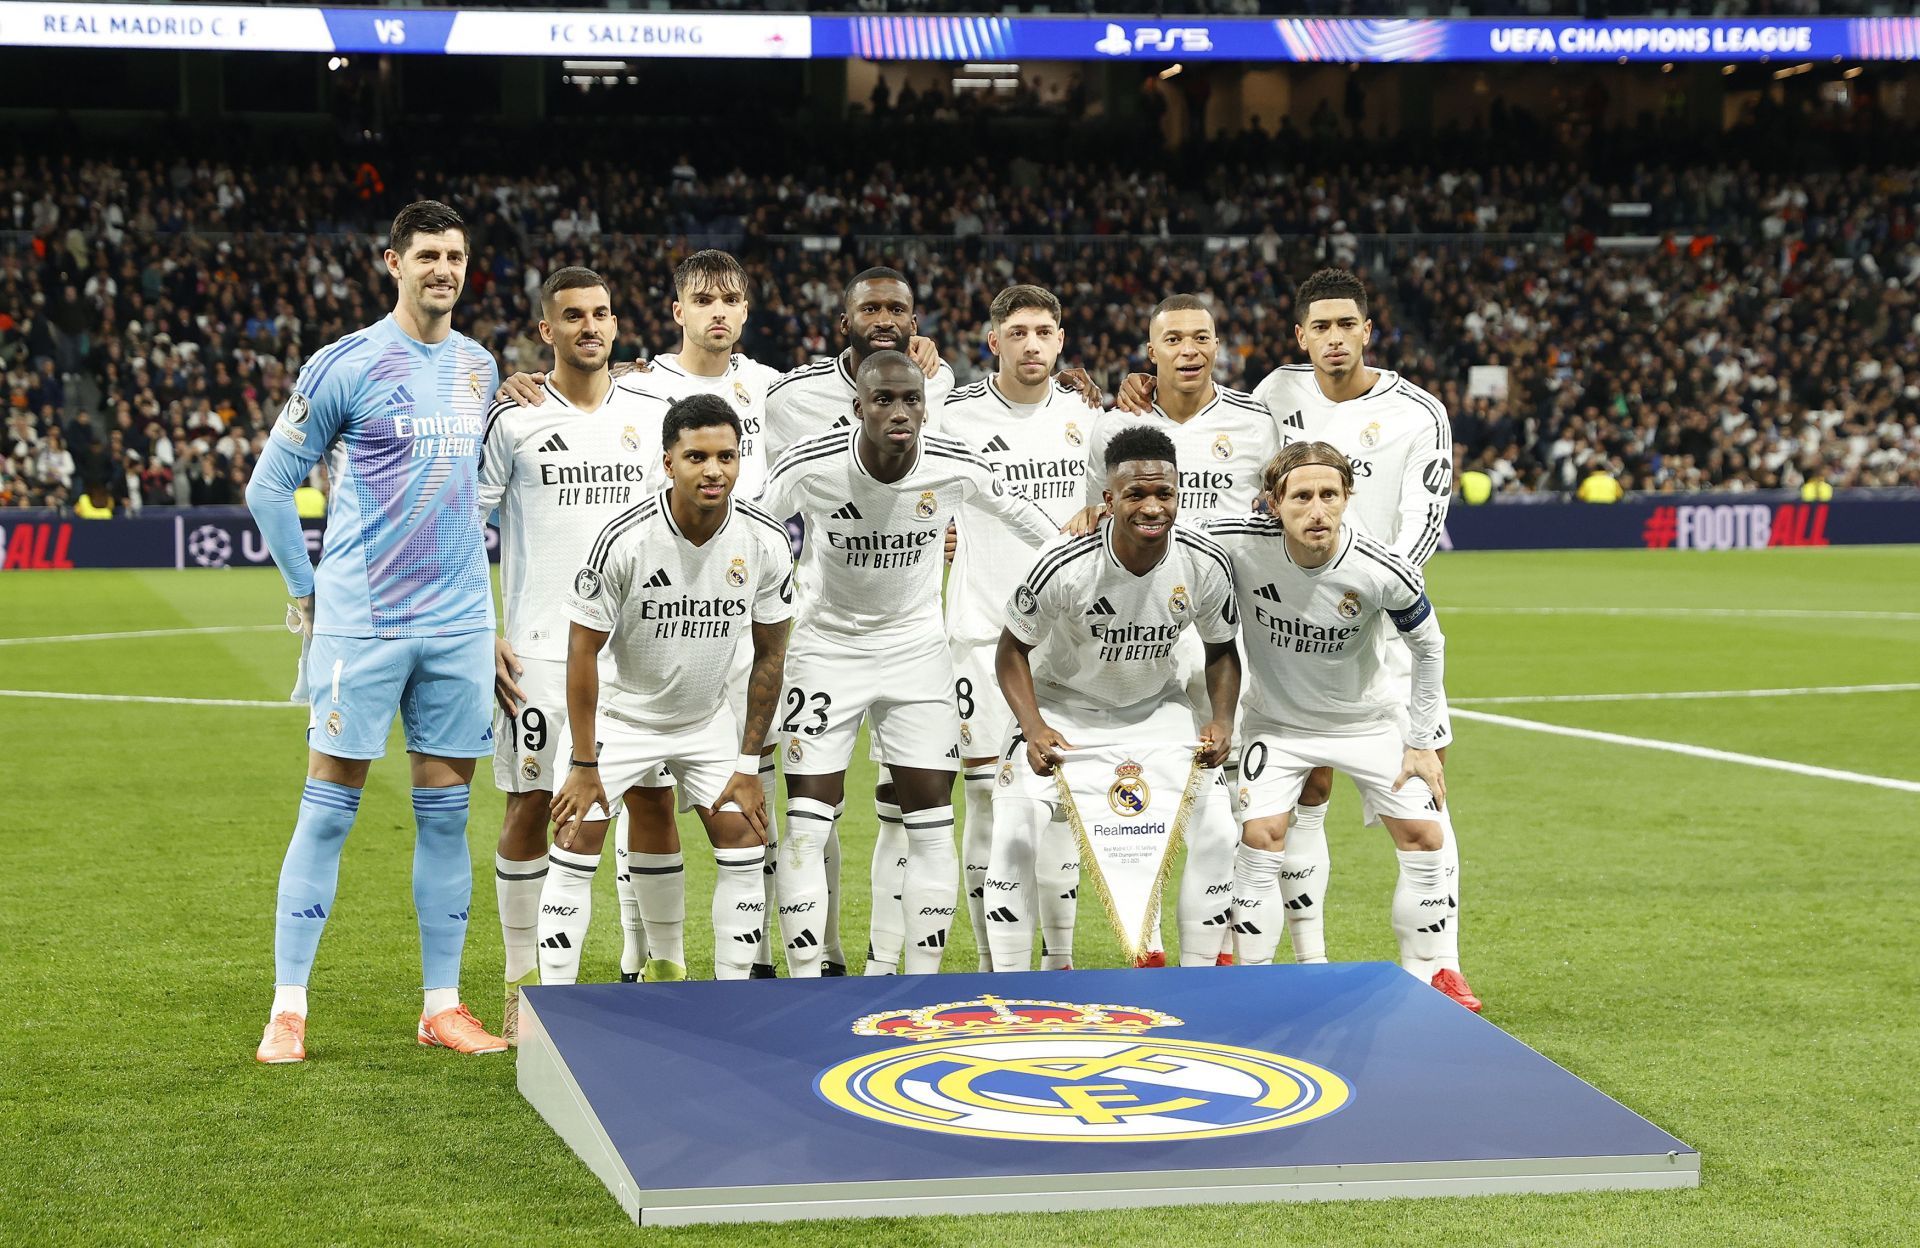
[643,569,672,589]
[981,435,1011,453]
[537,433,570,454]
[1283,409,1305,429]
[1255,583,1284,602]
[385,384,416,410]
[1085,597,1116,616]
[830,502,863,521]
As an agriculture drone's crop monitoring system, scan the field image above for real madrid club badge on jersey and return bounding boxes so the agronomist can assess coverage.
[1052,741,1206,962]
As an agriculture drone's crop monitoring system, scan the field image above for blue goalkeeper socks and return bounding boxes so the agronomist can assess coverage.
[411,785,473,993]
[273,779,362,987]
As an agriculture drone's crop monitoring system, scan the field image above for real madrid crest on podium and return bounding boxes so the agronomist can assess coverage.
[516,967,1697,1225]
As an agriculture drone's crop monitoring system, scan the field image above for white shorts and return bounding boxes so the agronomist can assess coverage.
[993,693,1203,807]
[492,655,674,794]
[1236,713,1440,827]
[952,635,1015,762]
[779,629,960,775]
[569,709,739,821]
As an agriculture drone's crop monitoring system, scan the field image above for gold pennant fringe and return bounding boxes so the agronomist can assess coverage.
[1053,745,1208,965]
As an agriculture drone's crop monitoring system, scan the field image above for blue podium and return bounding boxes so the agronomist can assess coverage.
[517,964,1696,1225]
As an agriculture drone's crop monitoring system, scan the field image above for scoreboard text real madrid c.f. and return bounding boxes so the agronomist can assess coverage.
[517,965,1697,1226]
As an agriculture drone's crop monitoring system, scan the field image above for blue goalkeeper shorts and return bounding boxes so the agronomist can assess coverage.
[303,631,494,761]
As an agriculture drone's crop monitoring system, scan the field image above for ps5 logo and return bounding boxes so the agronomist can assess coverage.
[1095,23,1214,56]
[374,18,406,44]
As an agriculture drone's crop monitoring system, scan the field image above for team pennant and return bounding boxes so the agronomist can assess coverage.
[1052,741,1206,964]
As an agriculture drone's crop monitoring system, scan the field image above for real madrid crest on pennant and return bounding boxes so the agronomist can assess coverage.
[1107,759,1149,817]
[1360,421,1382,450]
[621,425,642,452]
[726,557,748,588]
[914,490,938,521]
[1338,590,1362,619]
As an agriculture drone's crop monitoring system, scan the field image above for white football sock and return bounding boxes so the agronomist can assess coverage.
[1035,804,1079,971]
[900,806,958,975]
[780,798,835,976]
[1392,846,1452,981]
[712,846,766,981]
[1230,845,1287,965]
[1436,808,1462,973]
[821,808,845,967]
[537,846,598,985]
[754,758,780,967]
[1283,801,1331,964]
[865,801,908,975]
[1176,775,1236,965]
[496,851,547,984]
[630,851,686,969]
[612,810,642,977]
[270,984,307,1019]
[960,767,997,972]
[422,987,459,1017]
[984,797,1041,971]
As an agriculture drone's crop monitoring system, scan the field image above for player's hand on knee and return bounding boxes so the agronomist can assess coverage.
[1025,726,1072,777]
[496,371,547,406]
[1056,367,1103,409]
[906,336,942,378]
[493,637,525,715]
[1063,505,1107,537]
[716,770,768,842]
[1197,721,1233,769]
[1394,747,1445,809]
[551,770,607,840]
[1115,372,1155,414]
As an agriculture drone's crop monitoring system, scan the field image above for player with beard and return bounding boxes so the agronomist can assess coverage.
[758,351,1056,977]
[1248,269,1463,980]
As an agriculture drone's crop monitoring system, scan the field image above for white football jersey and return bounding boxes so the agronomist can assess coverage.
[479,379,666,661]
[1082,385,1281,525]
[1005,520,1239,714]
[943,376,1090,646]
[763,350,956,467]
[1207,515,1444,743]
[562,491,795,733]
[638,352,780,499]
[1254,365,1452,565]
[759,427,1053,652]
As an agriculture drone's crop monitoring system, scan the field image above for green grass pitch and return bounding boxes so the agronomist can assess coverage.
[2,548,1916,1245]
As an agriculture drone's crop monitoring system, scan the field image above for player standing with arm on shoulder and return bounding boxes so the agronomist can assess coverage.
[1210,442,1477,1010]
[479,266,679,1039]
[992,426,1241,971]
[247,201,505,1064]
[943,284,1092,972]
[544,395,793,982]
[758,351,1055,977]
[1249,269,1462,972]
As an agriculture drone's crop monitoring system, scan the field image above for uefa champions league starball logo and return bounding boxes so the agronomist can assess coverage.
[815,997,1350,1142]
[186,524,233,568]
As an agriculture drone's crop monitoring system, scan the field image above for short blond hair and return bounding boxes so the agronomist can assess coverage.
[1261,440,1354,500]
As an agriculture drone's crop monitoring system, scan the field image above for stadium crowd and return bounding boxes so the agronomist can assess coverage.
[4,123,1917,511]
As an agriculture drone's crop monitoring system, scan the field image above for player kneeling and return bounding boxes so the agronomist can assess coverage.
[1209,441,1479,1010]
[543,395,794,982]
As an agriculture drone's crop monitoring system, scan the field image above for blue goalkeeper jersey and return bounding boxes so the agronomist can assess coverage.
[262,315,500,639]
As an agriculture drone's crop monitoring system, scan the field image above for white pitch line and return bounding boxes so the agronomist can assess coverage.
[0,624,281,647]
[1454,683,1920,706]
[0,689,295,710]
[1444,606,1920,622]
[1453,708,1920,794]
